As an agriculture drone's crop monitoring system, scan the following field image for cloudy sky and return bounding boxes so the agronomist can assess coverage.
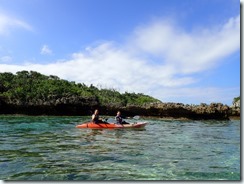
[0,0,241,105]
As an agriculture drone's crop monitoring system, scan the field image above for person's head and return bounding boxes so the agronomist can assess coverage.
[94,109,99,115]
[117,111,121,116]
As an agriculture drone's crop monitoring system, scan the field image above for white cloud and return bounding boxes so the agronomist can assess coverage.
[132,15,240,74]
[0,13,32,35]
[40,45,53,55]
[0,56,12,63]
[0,15,240,105]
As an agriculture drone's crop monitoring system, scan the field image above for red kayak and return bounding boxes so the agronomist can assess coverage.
[76,122,147,129]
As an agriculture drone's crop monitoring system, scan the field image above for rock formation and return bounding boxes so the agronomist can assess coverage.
[0,95,238,120]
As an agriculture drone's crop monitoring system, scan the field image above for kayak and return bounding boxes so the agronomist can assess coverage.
[76,122,147,129]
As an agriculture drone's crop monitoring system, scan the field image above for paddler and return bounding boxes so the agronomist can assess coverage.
[115,111,129,124]
[92,109,103,124]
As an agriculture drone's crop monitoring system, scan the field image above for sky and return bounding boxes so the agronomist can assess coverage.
[0,0,241,105]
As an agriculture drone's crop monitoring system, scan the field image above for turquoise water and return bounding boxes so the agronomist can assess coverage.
[0,116,240,180]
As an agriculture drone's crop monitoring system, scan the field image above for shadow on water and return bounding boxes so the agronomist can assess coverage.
[80,127,147,141]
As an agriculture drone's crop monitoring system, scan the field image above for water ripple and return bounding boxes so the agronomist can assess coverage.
[0,116,240,180]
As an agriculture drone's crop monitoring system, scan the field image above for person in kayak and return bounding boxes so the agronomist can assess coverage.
[115,111,129,124]
[92,109,103,124]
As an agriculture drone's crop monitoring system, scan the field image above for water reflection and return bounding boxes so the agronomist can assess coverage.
[82,129,103,142]
[81,127,147,142]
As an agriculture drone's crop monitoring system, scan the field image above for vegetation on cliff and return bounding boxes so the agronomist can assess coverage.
[0,70,160,108]
[0,71,239,119]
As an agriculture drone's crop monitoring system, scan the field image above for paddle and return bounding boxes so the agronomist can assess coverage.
[133,115,140,120]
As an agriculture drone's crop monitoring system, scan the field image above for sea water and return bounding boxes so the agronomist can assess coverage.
[0,116,240,180]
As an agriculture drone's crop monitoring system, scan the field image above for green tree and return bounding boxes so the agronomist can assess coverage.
[0,70,161,107]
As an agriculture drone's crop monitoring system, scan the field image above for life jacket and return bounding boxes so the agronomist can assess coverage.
[115,115,122,124]
[92,114,99,123]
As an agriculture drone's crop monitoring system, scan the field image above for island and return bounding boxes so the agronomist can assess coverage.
[0,71,240,120]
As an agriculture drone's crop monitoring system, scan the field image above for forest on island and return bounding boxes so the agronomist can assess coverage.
[0,70,161,108]
[0,71,239,119]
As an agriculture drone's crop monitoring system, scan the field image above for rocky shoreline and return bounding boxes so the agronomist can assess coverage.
[0,95,240,120]
[120,102,240,120]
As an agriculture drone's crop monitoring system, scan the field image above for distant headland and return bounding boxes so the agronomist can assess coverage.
[0,71,240,120]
